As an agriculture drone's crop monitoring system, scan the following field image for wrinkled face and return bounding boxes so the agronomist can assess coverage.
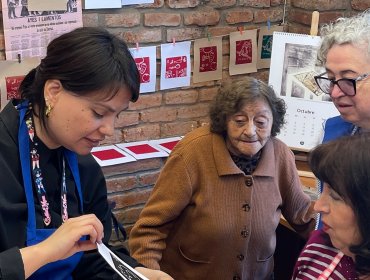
[314,183,361,257]
[43,80,132,155]
[225,99,273,157]
[325,43,370,130]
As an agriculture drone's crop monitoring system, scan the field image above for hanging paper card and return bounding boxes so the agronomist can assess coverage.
[0,57,41,111]
[193,37,222,83]
[130,46,157,93]
[229,29,257,75]
[257,25,284,69]
[84,0,122,9]
[269,32,339,151]
[160,41,191,90]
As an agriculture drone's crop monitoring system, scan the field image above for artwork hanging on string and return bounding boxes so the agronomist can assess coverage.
[257,25,284,69]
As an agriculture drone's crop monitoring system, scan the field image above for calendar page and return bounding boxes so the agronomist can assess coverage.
[269,32,339,151]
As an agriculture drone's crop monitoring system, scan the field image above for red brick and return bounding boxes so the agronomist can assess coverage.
[164,89,198,104]
[271,0,283,5]
[102,158,164,177]
[82,13,99,27]
[129,93,162,110]
[144,13,181,27]
[118,29,163,44]
[207,0,236,8]
[225,10,254,24]
[138,171,160,186]
[161,121,198,137]
[166,27,203,42]
[115,205,147,224]
[184,9,220,26]
[102,11,141,27]
[140,107,178,122]
[177,103,210,119]
[106,176,138,193]
[115,111,140,128]
[292,0,347,10]
[110,189,152,209]
[167,0,200,8]
[351,0,370,11]
[137,0,165,8]
[199,87,218,101]
[240,0,270,7]
[122,124,161,142]
[254,8,284,23]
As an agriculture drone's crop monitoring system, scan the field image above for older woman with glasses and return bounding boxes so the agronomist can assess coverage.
[313,10,370,228]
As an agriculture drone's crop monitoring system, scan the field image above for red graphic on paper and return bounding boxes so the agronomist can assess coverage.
[92,149,126,160]
[165,56,187,79]
[199,46,217,72]
[160,140,180,151]
[126,144,159,154]
[5,75,24,100]
[235,39,252,65]
[135,57,150,83]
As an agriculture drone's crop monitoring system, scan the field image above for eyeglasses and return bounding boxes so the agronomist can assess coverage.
[314,72,370,96]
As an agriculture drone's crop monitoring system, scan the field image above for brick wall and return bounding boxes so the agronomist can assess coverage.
[0,0,369,245]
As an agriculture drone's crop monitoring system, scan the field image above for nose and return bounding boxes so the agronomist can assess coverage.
[313,192,329,214]
[330,83,345,98]
[99,118,115,137]
[242,121,256,137]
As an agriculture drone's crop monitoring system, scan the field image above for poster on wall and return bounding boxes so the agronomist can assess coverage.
[268,32,339,151]
[229,29,257,76]
[193,37,223,84]
[2,0,82,60]
[130,46,157,93]
[0,57,41,111]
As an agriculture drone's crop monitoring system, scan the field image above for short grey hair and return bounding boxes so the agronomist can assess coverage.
[317,9,370,67]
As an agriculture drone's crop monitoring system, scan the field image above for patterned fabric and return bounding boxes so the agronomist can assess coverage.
[292,229,358,280]
[230,150,261,175]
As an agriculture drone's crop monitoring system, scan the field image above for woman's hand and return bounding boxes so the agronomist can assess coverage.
[20,214,104,278]
[135,267,174,280]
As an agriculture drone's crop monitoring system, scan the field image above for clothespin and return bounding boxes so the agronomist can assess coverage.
[267,18,271,30]
[17,53,21,63]
[237,26,244,35]
[172,37,176,46]
[310,11,320,36]
[136,42,140,51]
[205,26,212,42]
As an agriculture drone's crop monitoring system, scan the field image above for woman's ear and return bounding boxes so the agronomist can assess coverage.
[44,79,63,105]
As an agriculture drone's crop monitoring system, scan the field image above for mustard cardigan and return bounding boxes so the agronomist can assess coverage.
[129,125,314,280]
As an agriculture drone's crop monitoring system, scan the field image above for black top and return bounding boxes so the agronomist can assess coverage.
[0,101,139,279]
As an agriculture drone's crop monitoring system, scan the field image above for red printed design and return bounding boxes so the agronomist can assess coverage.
[5,75,24,100]
[235,39,252,65]
[92,149,126,160]
[126,144,159,154]
[160,140,180,151]
[165,56,187,78]
[199,46,217,72]
[135,57,150,83]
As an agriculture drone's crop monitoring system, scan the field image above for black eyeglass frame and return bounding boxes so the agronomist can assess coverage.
[314,72,370,96]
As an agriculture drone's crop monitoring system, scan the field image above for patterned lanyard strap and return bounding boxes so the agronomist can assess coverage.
[318,251,344,280]
[26,112,68,226]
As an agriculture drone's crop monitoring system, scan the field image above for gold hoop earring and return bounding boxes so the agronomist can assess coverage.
[45,103,52,117]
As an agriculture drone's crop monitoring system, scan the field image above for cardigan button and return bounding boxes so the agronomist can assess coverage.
[241,229,249,238]
[237,254,244,261]
[242,203,250,212]
[245,176,253,187]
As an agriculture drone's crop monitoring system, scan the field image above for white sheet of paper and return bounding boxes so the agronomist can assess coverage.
[84,0,122,9]
[149,136,182,154]
[122,0,154,5]
[130,46,157,93]
[160,41,191,90]
[28,0,67,11]
[115,140,168,160]
[97,243,149,280]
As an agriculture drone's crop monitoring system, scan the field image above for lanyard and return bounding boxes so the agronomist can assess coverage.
[318,251,344,280]
[18,101,84,229]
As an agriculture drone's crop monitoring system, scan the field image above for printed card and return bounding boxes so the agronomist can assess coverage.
[149,136,182,154]
[97,243,148,280]
[91,145,136,167]
[116,140,168,160]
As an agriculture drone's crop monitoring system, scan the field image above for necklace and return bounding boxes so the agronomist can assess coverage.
[25,109,68,226]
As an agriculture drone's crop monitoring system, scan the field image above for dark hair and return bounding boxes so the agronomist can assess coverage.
[209,77,286,137]
[309,134,370,276]
[19,27,140,128]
